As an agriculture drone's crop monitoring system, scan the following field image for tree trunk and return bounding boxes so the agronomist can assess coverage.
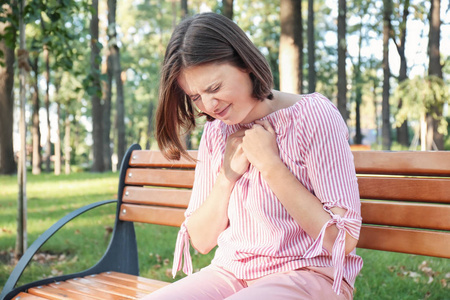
[64,113,71,174]
[222,0,234,20]
[279,0,303,94]
[17,0,28,258]
[180,0,188,19]
[54,105,61,175]
[0,5,16,175]
[54,102,61,175]
[337,0,347,121]
[102,50,113,171]
[307,0,316,93]
[108,0,126,166]
[382,0,392,150]
[31,56,42,174]
[353,22,364,145]
[428,0,443,150]
[41,11,52,172]
[54,76,62,176]
[395,0,410,147]
[43,45,52,172]
[90,0,105,172]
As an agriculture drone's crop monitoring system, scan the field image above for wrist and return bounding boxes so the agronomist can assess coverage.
[259,157,286,179]
[217,169,238,189]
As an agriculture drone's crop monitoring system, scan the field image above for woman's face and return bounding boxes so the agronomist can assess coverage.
[177,63,262,125]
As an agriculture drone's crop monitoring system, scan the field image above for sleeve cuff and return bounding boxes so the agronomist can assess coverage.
[303,208,362,295]
[172,222,193,278]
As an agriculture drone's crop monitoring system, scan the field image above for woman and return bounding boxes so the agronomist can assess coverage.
[145,12,362,300]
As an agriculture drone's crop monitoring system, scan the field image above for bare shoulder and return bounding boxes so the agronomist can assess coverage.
[271,90,302,110]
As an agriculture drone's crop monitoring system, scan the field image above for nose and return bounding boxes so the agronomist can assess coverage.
[203,95,219,114]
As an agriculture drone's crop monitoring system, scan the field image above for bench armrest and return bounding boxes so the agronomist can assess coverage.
[1,199,117,300]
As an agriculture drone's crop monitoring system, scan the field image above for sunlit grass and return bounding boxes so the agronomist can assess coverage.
[0,172,449,299]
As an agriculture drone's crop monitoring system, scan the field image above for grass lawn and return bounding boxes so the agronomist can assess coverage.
[0,172,449,299]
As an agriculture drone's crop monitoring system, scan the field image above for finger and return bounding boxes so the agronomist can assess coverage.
[255,119,275,134]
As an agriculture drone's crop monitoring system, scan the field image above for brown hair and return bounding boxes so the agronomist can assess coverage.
[156,12,273,160]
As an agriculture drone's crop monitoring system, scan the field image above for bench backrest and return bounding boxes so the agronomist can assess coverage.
[118,146,450,259]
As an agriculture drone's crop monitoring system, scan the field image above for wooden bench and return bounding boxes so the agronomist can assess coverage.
[2,144,450,299]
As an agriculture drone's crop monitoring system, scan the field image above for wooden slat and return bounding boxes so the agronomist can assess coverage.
[119,204,185,226]
[357,225,450,258]
[11,292,49,299]
[48,281,123,300]
[122,186,191,208]
[100,272,170,289]
[349,144,371,151]
[86,274,160,293]
[68,277,146,299]
[27,286,99,300]
[125,168,195,188]
[358,177,450,203]
[353,151,450,176]
[129,150,197,168]
[361,201,450,230]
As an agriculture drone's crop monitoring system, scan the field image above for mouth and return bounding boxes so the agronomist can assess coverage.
[216,104,231,118]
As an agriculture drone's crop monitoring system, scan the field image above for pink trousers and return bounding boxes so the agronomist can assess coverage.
[141,265,353,300]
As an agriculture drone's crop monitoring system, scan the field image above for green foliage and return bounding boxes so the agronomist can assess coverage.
[393,76,450,135]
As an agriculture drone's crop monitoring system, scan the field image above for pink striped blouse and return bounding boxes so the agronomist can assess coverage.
[172,92,363,294]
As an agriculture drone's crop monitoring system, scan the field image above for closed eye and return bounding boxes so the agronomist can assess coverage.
[211,84,221,92]
[190,94,201,102]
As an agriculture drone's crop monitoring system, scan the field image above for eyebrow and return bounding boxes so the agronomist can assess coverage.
[204,82,220,93]
[188,82,221,99]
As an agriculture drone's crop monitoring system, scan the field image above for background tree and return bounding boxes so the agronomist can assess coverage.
[40,11,52,172]
[279,0,302,94]
[382,0,392,150]
[89,0,105,172]
[307,0,316,93]
[349,1,371,145]
[16,0,29,258]
[427,0,443,150]
[337,0,348,121]
[181,0,188,19]
[392,0,411,147]
[108,0,126,166]
[394,76,449,151]
[0,4,17,175]
[29,52,42,175]
[223,0,234,19]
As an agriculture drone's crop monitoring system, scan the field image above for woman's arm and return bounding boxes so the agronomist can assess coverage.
[242,120,358,255]
[187,129,249,254]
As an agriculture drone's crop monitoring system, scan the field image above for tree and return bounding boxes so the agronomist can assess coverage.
[394,76,448,151]
[181,0,188,19]
[279,0,302,94]
[17,0,29,259]
[350,2,368,145]
[90,0,105,172]
[382,0,392,150]
[30,54,42,174]
[223,0,234,19]
[102,43,113,171]
[392,0,411,147]
[0,4,16,175]
[427,0,444,150]
[337,0,347,121]
[109,0,126,166]
[307,0,316,93]
[41,14,52,172]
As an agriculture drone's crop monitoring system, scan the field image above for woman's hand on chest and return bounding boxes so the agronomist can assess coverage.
[242,119,282,174]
